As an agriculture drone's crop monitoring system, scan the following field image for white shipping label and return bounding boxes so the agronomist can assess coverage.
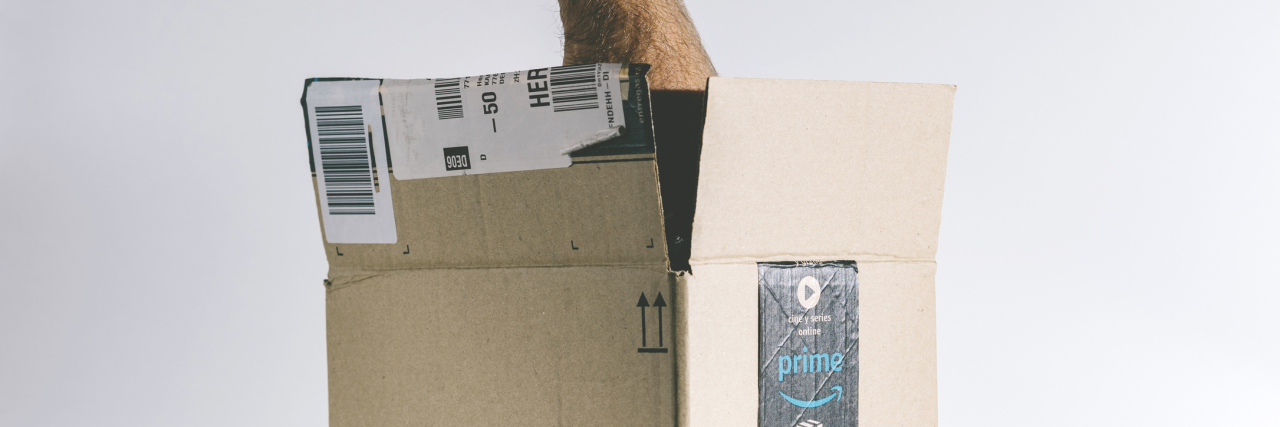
[305,79,397,244]
[381,63,624,180]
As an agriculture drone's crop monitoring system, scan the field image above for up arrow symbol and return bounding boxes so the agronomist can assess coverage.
[637,293,650,347]
[652,292,666,347]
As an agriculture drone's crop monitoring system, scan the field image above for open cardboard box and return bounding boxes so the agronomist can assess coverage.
[301,66,954,426]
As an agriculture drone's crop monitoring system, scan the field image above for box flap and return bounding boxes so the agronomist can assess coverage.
[690,78,955,264]
[321,158,668,271]
[303,64,671,272]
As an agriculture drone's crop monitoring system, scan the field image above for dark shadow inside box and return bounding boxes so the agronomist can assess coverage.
[567,86,706,272]
[651,90,707,272]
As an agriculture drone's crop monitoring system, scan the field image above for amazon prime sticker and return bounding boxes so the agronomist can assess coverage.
[759,261,858,427]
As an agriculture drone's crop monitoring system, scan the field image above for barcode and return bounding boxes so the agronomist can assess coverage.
[314,105,375,215]
[435,78,463,120]
[549,64,599,112]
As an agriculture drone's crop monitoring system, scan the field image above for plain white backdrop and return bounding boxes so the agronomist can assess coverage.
[1,0,1276,425]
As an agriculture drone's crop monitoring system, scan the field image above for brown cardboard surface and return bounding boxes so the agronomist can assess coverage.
[680,77,954,426]
[691,78,954,265]
[678,263,758,426]
[857,261,938,427]
[312,74,952,427]
[320,157,667,270]
[327,265,675,426]
[321,158,677,427]
[307,67,684,426]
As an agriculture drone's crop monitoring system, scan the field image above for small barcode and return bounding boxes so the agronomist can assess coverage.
[315,105,375,215]
[435,78,463,120]
[549,64,599,112]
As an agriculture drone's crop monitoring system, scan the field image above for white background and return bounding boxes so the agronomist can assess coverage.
[1,0,1276,425]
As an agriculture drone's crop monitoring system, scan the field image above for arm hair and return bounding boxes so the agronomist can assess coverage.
[558,0,716,91]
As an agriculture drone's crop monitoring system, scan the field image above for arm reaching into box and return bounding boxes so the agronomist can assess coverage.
[558,0,717,91]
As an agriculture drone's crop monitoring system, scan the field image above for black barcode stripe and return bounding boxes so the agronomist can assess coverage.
[315,105,375,215]
[549,64,599,112]
[435,78,464,120]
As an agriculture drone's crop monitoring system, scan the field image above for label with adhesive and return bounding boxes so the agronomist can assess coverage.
[299,64,651,243]
[302,79,397,244]
[759,261,859,427]
[380,63,628,180]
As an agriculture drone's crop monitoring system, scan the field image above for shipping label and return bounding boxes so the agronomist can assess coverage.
[380,63,625,180]
[303,79,397,244]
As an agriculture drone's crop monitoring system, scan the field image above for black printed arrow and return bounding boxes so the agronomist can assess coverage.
[653,292,666,347]
[637,292,650,347]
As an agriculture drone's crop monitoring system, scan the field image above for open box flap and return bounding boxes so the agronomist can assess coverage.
[690,78,955,265]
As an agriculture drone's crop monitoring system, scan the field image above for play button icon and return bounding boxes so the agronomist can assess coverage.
[797,276,821,309]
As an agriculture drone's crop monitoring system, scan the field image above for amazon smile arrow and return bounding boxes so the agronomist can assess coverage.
[779,386,843,408]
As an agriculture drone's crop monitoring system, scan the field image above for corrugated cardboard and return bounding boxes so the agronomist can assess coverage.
[307,73,953,426]
[321,160,677,426]
[679,78,955,426]
[309,66,681,426]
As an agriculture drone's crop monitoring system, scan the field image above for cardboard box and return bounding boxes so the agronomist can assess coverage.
[304,64,679,426]
[300,66,953,426]
[679,78,954,427]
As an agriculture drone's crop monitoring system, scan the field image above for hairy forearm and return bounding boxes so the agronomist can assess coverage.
[558,0,716,91]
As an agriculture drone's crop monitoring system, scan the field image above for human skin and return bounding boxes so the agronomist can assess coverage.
[558,0,716,91]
